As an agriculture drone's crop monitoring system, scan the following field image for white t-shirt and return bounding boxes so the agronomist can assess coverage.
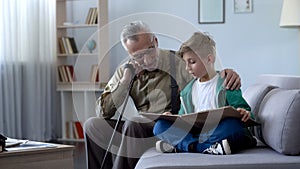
[192,74,219,112]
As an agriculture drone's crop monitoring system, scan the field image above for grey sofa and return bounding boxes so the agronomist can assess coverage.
[135,74,300,169]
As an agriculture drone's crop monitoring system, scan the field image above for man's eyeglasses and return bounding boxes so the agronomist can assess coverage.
[130,36,156,62]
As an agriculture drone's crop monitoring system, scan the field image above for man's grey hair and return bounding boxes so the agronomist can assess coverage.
[120,21,154,51]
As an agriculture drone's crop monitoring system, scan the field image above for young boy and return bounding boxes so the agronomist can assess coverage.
[153,32,256,155]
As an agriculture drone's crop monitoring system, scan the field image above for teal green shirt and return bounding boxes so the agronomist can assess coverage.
[178,74,254,120]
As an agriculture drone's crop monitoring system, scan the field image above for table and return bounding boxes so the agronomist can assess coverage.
[0,141,75,169]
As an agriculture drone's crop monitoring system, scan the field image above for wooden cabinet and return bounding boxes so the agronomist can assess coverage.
[0,142,74,169]
[55,0,108,141]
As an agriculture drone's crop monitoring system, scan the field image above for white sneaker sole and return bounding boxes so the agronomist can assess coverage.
[156,140,174,153]
[222,139,231,155]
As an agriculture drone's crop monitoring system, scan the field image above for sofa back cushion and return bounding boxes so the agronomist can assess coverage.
[243,84,277,142]
[257,88,300,155]
[243,84,277,117]
[257,74,300,90]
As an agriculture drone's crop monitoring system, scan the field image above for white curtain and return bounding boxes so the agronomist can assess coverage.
[0,0,60,141]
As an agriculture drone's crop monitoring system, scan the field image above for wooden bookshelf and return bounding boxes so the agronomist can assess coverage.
[56,0,108,141]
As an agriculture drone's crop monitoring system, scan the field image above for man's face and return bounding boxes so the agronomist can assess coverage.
[125,34,158,71]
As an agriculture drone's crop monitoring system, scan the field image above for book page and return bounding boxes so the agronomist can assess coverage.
[140,106,259,129]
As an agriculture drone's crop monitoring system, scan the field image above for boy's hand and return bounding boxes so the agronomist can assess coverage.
[237,108,250,122]
[221,69,241,90]
[163,112,172,115]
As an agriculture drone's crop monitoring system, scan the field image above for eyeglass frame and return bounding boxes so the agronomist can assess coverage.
[129,35,156,63]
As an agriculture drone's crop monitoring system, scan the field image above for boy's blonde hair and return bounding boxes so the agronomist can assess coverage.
[179,32,216,59]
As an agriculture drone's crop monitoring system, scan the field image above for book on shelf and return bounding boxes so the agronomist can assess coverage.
[74,121,84,139]
[72,122,78,139]
[65,66,74,82]
[85,7,98,24]
[58,37,66,54]
[140,106,260,129]
[93,7,98,24]
[58,37,78,54]
[65,121,71,139]
[68,37,78,53]
[58,65,68,82]
[61,37,69,54]
[85,8,93,24]
[65,121,84,139]
[58,65,67,82]
[90,64,99,82]
[65,37,73,54]
[58,65,75,83]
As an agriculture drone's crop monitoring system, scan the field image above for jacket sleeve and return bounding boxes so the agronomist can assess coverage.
[96,63,129,119]
[226,89,255,120]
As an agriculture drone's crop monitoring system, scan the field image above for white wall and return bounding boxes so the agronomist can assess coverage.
[107,0,299,90]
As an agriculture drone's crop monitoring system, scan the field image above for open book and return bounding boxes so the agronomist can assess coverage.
[1,137,57,152]
[5,138,27,148]
[140,106,259,129]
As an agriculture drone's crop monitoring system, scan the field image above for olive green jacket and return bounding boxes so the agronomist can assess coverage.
[97,49,193,119]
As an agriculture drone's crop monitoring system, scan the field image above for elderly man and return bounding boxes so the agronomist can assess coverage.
[84,21,241,169]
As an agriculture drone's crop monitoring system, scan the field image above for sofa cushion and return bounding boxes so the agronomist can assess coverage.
[257,74,300,90]
[136,147,300,169]
[258,88,300,155]
[243,84,277,142]
[243,84,277,117]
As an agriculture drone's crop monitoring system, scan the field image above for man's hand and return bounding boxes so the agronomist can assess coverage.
[120,66,135,85]
[220,69,241,90]
[120,60,144,85]
[237,108,251,122]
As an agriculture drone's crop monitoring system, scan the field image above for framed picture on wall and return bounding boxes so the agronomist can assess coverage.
[198,0,225,24]
[234,0,253,13]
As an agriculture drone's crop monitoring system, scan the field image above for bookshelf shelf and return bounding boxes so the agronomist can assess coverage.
[57,82,105,91]
[57,24,98,29]
[56,0,108,141]
[57,53,98,57]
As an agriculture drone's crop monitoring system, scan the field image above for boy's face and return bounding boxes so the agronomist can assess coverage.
[182,50,208,79]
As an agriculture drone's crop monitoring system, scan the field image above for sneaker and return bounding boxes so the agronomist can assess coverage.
[156,140,176,153]
[202,139,231,155]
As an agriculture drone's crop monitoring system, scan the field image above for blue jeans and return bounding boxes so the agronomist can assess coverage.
[153,118,247,152]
